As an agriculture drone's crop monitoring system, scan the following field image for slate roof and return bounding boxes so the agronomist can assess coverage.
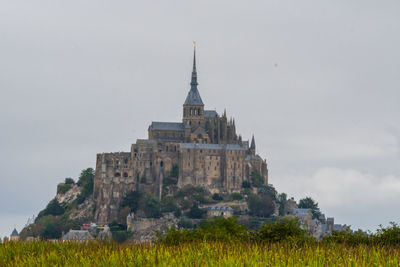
[62,230,94,241]
[294,208,310,217]
[208,206,233,211]
[11,228,18,236]
[150,122,185,132]
[180,143,247,151]
[204,110,219,118]
[184,88,204,106]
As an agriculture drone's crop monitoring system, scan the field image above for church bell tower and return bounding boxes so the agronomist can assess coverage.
[183,43,205,128]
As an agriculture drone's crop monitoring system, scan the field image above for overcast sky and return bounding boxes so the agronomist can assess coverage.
[1,0,400,238]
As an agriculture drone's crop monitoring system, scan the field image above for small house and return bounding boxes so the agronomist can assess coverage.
[62,230,94,242]
[207,206,233,218]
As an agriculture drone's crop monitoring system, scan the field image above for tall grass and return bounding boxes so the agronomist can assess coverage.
[2,241,400,266]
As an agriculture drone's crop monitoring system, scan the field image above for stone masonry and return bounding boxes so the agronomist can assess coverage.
[93,47,268,223]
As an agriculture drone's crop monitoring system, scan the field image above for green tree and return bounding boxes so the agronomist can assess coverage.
[57,183,72,194]
[39,216,62,240]
[231,192,243,201]
[37,198,65,219]
[77,168,94,187]
[241,181,251,188]
[212,193,223,201]
[257,184,277,200]
[251,171,264,187]
[76,168,95,204]
[257,217,311,242]
[142,194,161,218]
[248,194,274,217]
[170,165,179,178]
[298,197,321,219]
[121,191,142,212]
[187,202,205,219]
[64,177,75,184]
[161,196,178,213]
[277,193,287,216]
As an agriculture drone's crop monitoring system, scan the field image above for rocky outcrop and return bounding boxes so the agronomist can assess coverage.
[56,184,81,205]
[127,213,178,243]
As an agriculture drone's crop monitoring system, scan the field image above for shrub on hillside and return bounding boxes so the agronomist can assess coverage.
[64,177,75,184]
[121,191,142,212]
[256,217,311,243]
[248,194,274,217]
[250,171,264,187]
[36,198,65,220]
[212,193,223,201]
[142,194,161,218]
[186,202,206,219]
[76,168,94,204]
[231,192,243,201]
[241,181,251,188]
[158,217,249,244]
[38,215,62,240]
[323,228,370,245]
[57,183,72,194]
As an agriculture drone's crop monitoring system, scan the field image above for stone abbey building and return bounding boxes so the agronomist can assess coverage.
[94,48,268,223]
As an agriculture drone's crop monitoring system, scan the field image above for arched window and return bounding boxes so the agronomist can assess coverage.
[198,108,201,115]
[190,108,193,115]
[160,161,164,167]
[115,172,121,177]
[123,172,128,177]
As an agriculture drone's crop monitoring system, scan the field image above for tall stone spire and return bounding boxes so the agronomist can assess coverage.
[250,135,256,155]
[184,42,204,106]
[191,43,198,87]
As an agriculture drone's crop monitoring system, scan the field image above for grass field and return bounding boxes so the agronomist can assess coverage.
[2,241,400,266]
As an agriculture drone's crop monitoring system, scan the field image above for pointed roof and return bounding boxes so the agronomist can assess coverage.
[250,135,256,150]
[11,228,19,236]
[184,44,204,106]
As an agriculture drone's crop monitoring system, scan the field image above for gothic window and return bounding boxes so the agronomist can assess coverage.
[190,108,193,115]
[123,172,128,177]
[166,146,169,152]
[116,160,119,165]
[198,108,200,115]
[160,161,164,167]
[124,159,128,164]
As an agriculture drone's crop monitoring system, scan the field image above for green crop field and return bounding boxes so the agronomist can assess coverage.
[1,241,400,266]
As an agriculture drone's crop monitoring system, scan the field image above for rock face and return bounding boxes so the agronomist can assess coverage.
[56,183,94,222]
[93,51,268,224]
[126,213,178,243]
[56,184,81,205]
[69,198,95,221]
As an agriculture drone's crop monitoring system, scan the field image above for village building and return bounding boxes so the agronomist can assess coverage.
[10,228,19,241]
[62,230,94,242]
[207,206,234,218]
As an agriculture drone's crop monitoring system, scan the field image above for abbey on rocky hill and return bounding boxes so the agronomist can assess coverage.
[94,47,268,223]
